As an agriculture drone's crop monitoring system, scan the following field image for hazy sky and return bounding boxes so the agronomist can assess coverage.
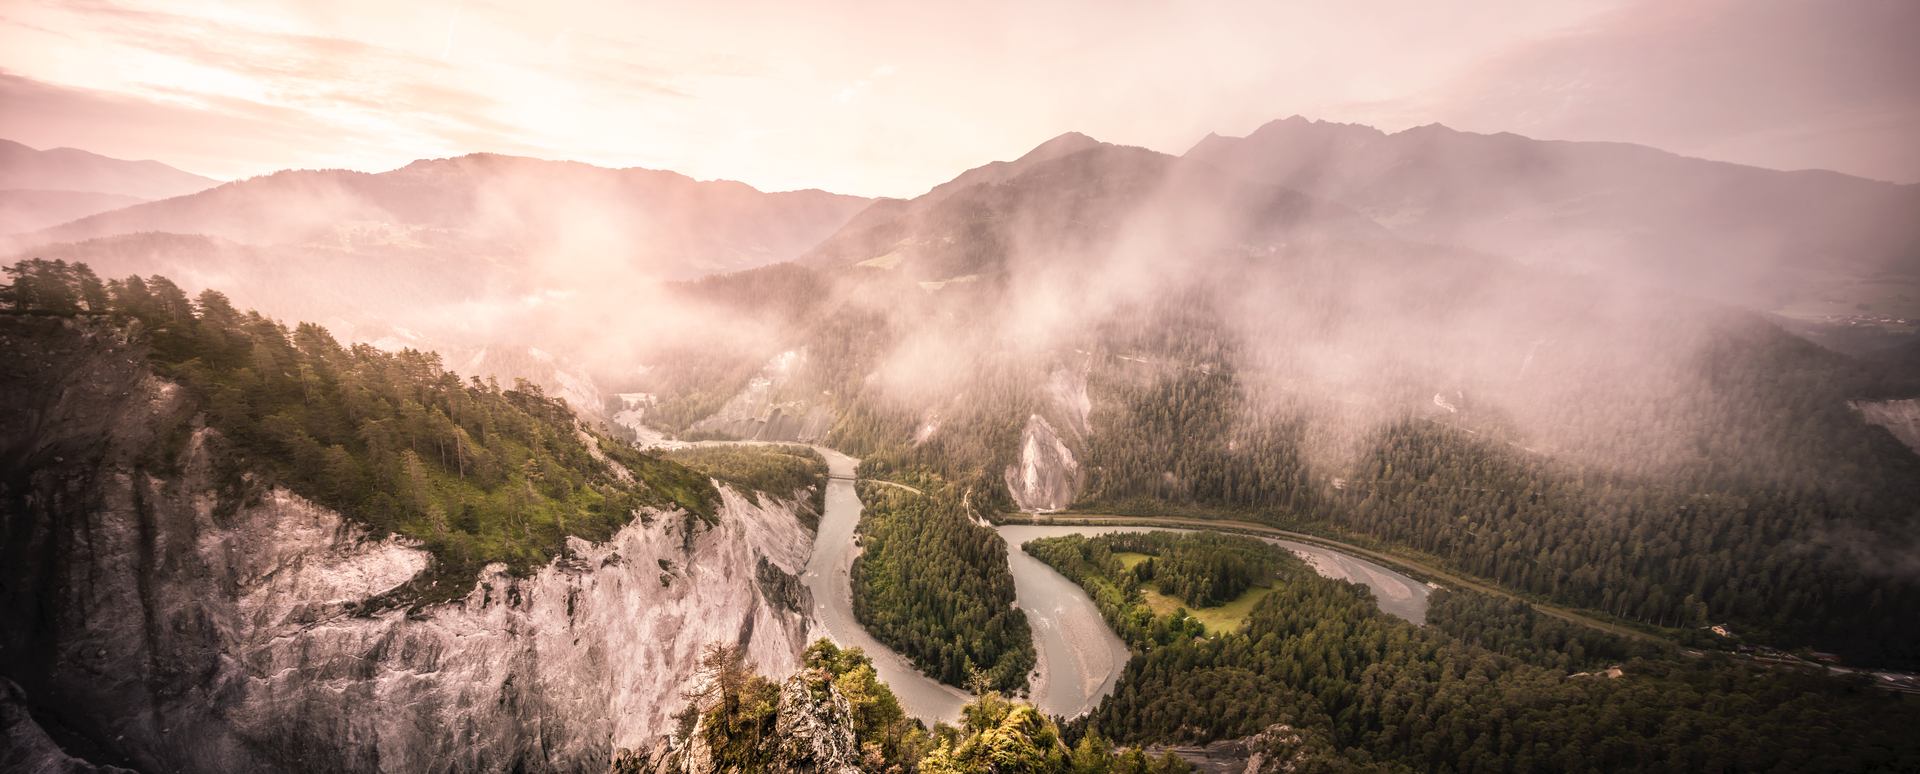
[2,0,1914,197]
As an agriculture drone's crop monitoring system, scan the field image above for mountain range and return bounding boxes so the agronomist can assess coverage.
[11,121,1917,351]
[1185,116,1920,313]
[5,117,1920,773]
[14,153,871,280]
[0,139,220,233]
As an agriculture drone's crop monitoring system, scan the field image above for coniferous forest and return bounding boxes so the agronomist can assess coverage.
[1029,531,1920,773]
[636,250,1920,666]
[849,481,1036,693]
[664,443,828,525]
[7,97,1920,774]
[1,258,724,603]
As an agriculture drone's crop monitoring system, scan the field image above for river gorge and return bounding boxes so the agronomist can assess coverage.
[794,446,1432,725]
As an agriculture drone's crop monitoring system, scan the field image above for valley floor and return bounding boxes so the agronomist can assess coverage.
[1029,515,1655,641]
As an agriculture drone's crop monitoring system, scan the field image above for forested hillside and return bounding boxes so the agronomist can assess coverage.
[1031,531,1920,773]
[1060,266,1920,663]
[1089,531,1283,608]
[665,444,827,526]
[635,211,1920,665]
[0,257,722,603]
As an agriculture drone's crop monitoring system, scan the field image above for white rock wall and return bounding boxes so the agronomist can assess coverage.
[1004,414,1082,513]
[0,317,819,774]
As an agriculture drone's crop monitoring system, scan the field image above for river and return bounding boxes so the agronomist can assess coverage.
[998,525,1432,720]
[798,449,974,723]
[778,445,1429,725]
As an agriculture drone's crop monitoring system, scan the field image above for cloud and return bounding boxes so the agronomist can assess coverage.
[0,68,357,179]
[832,82,867,104]
[1427,0,1920,182]
[736,126,797,142]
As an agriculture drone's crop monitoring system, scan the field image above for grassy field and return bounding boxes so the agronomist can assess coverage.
[1138,584,1277,636]
[1114,551,1279,634]
[1037,515,1665,645]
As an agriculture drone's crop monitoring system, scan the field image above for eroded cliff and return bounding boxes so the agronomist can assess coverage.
[0,316,819,773]
[1003,414,1082,514]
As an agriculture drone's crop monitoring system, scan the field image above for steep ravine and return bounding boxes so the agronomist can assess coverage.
[0,316,820,774]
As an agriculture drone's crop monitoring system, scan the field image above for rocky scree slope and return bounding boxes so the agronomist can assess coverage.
[0,315,820,774]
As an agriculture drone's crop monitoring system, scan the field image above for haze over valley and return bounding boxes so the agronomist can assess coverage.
[3,1,1919,772]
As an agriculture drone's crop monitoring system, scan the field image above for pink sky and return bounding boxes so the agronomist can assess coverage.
[1,0,1915,197]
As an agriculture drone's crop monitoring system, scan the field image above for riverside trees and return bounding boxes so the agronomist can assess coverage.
[849,482,1035,694]
[1030,531,1920,773]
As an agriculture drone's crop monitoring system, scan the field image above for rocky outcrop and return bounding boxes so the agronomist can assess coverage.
[1853,399,1920,454]
[764,671,863,774]
[1225,722,1356,774]
[1004,414,1082,513]
[757,554,813,615]
[0,315,819,774]
[613,393,675,447]
[616,668,860,774]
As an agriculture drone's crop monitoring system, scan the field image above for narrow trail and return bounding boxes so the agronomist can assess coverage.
[1035,515,1652,643]
[859,479,925,496]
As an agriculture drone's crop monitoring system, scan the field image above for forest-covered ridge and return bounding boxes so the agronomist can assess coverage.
[664,443,828,528]
[0,257,753,605]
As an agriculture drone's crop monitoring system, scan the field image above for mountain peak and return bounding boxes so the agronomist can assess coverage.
[1014,132,1104,165]
[1246,116,1387,141]
[906,131,1111,208]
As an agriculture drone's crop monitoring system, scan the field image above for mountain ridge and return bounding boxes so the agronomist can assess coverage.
[1184,116,1920,309]
[799,139,1382,279]
[10,151,873,280]
[0,138,218,199]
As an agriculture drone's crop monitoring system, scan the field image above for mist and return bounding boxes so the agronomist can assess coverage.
[3,72,1918,660]
[8,4,1920,772]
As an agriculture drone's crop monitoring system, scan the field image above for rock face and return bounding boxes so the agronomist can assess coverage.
[1853,399,1920,454]
[616,668,861,774]
[0,678,139,774]
[766,672,863,774]
[0,316,819,773]
[1004,414,1082,513]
